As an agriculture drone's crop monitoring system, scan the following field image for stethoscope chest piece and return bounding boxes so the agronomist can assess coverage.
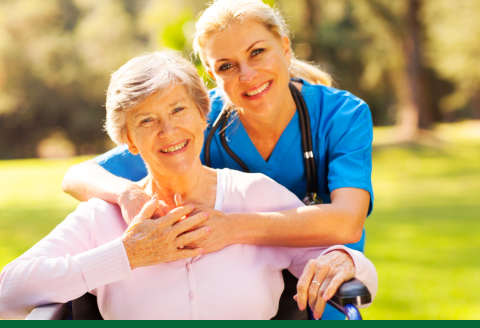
[302,193,323,206]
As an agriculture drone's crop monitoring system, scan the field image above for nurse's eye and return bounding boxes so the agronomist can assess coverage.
[251,48,265,57]
[219,63,233,71]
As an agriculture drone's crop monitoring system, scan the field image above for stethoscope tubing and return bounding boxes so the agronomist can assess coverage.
[204,79,320,201]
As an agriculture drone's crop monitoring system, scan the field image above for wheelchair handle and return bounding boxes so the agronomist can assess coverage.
[326,278,371,320]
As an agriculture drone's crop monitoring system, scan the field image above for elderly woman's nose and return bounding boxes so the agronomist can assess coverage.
[158,118,177,136]
[239,63,258,83]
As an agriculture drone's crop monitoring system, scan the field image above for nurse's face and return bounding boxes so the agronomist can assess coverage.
[203,21,292,119]
[125,85,207,177]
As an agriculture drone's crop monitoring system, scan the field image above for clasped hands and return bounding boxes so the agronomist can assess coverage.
[119,184,356,319]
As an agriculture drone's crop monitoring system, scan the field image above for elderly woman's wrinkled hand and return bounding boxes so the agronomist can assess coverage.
[183,207,234,254]
[295,250,356,319]
[121,196,212,270]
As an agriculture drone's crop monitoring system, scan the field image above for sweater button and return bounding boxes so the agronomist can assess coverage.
[189,292,195,300]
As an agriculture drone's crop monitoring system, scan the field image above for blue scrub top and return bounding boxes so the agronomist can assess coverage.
[95,79,374,254]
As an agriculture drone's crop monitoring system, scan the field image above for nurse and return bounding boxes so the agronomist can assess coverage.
[62,0,373,320]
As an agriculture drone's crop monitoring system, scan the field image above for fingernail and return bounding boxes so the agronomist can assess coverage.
[190,204,195,210]
[324,294,329,301]
[204,212,209,218]
[293,295,298,301]
[152,195,157,201]
[299,305,305,311]
[314,312,320,319]
[200,249,205,254]
[205,227,211,233]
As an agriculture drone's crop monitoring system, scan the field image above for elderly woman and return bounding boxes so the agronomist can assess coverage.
[0,51,377,320]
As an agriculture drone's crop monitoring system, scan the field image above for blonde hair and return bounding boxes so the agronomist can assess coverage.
[192,0,332,87]
[105,51,210,145]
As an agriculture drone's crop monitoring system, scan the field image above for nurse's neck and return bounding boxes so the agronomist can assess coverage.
[238,82,300,161]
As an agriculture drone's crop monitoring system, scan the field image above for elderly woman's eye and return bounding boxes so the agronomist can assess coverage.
[219,63,233,71]
[141,118,153,124]
[173,107,185,114]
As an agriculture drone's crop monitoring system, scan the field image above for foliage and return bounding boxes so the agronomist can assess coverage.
[1,0,479,159]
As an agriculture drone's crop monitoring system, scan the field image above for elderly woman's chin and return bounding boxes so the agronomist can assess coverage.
[148,149,202,177]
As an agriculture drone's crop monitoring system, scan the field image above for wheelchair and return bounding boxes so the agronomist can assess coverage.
[25,278,371,320]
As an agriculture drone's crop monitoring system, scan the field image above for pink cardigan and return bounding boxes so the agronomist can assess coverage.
[0,169,377,319]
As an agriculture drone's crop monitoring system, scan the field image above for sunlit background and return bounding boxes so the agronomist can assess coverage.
[1,0,479,319]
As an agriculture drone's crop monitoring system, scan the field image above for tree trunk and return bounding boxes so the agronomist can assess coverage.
[303,0,321,55]
[396,0,433,139]
[472,91,480,120]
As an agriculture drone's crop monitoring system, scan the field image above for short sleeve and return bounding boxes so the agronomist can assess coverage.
[326,101,374,216]
[94,144,148,182]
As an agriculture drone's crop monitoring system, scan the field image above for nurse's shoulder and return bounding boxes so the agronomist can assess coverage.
[207,88,226,122]
[304,82,370,120]
[303,82,373,139]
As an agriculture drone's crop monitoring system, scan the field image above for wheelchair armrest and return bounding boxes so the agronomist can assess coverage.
[25,303,70,320]
[330,278,371,307]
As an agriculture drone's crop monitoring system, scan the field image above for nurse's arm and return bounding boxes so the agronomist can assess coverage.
[62,160,150,224]
[234,187,369,247]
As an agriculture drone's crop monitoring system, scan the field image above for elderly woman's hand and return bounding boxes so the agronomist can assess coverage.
[122,196,212,270]
[295,250,356,319]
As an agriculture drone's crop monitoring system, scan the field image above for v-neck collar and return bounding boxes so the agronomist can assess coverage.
[225,87,307,178]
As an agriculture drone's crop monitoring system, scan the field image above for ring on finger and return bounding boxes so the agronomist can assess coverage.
[312,280,321,287]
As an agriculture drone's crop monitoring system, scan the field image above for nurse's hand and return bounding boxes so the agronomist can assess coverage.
[122,196,212,270]
[183,207,235,254]
[295,250,356,319]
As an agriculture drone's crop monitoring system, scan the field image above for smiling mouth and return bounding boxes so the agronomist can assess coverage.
[244,81,271,97]
[160,140,188,153]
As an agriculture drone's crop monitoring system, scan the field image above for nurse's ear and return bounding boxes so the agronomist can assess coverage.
[281,34,292,66]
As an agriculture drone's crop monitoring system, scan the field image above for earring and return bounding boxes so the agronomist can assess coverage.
[132,147,137,153]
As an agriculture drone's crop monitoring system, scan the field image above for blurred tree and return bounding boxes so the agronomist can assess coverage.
[423,0,480,120]
[0,0,150,159]
[339,0,435,140]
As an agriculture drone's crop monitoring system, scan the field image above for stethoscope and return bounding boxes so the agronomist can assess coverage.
[205,78,323,206]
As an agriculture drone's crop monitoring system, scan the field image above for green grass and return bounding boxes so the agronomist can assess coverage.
[1,122,479,319]
[361,122,480,319]
[0,157,89,267]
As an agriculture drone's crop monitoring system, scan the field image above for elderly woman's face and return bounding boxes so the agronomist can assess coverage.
[125,85,207,177]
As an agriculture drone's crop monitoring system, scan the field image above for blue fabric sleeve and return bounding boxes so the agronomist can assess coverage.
[326,100,374,216]
[94,144,148,182]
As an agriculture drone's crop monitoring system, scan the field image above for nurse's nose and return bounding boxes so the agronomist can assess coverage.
[238,63,258,84]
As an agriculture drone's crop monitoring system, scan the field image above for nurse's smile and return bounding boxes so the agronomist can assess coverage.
[242,80,273,100]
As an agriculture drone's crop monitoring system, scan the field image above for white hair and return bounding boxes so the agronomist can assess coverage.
[105,51,210,145]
